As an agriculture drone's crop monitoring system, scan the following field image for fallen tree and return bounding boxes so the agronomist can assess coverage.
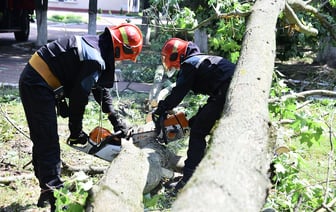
[172,0,283,210]
[88,0,324,211]
[87,136,185,211]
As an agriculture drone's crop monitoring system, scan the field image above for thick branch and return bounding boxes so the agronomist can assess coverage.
[284,2,318,36]
[269,89,336,103]
[61,161,107,175]
[150,10,251,33]
[0,173,34,185]
[287,0,336,40]
[87,139,184,211]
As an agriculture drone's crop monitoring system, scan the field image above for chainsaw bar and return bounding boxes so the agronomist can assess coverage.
[131,130,158,145]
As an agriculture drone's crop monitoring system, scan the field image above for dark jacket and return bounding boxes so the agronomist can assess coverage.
[158,42,236,112]
[36,30,116,136]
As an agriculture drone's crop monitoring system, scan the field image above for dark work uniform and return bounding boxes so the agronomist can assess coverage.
[19,31,116,190]
[157,43,236,180]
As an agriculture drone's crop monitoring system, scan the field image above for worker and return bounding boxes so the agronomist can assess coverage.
[19,23,143,210]
[152,38,236,194]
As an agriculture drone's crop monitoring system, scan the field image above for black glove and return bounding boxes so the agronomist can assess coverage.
[152,110,166,135]
[54,86,69,118]
[108,113,129,138]
[67,130,88,146]
[152,112,160,133]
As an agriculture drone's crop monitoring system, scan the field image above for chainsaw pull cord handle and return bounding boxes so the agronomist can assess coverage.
[95,86,104,147]
[173,113,186,136]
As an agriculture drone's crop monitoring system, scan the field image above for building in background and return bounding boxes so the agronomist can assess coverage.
[49,0,140,14]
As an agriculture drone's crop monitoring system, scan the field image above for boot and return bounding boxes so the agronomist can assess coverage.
[37,189,56,211]
[37,177,63,211]
[171,167,194,195]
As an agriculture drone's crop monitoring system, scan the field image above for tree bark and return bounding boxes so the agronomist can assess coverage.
[88,141,149,212]
[88,138,184,211]
[34,0,48,46]
[194,29,208,53]
[172,0,285,211]
[88,0,97,35]
[86,0,324,211]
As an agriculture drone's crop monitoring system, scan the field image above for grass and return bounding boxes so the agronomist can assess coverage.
[0,87,150,211]
[1,82,335,211]
[48,14,86,24]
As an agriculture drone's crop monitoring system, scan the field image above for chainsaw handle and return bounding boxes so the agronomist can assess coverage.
[114,129,134,140]
[113,130,122,136]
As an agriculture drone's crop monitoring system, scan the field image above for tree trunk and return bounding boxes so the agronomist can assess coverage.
[88,0,97,35]
[141,0,151,45]
[194,29,208,53]
[88,138,184,211]
[34,0,48,46]
[88,141,149,212]
[172,0,285,211]
[141,14,151,45]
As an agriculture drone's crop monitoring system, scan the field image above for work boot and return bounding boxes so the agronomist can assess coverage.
[168,167,194,196]
[67,130,88,146]
[37,189,56,211]
[37,177,63,211]
[173,179,187,193]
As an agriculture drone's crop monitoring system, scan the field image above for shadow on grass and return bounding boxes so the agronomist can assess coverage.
[0,202,44,212]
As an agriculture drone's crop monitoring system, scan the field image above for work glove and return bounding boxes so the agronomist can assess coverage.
[67,130,88,146]
[152,110,166,135]
[56,98,69,118]
[108,113,130,138]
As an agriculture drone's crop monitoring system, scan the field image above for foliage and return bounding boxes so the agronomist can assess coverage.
[267,73,336,211]
[147,0,248,63]
[119,59,158,83]
[206,1,249,62]
[0,88,21,142]
[148,0,336,63]
[264,152,333,211]
[54,172,92,211]
[119,32,170,83]
[269,73,324,147]
[143,191,174,210]
[329,0,336,8]
[48,14,84,24]
[276,1,336,61]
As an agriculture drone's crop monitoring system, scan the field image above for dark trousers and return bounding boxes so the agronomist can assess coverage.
[183,81,230,180]
[19,64,61,190]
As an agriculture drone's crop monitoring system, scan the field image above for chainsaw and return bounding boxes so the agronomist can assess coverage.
[67,111,189,162]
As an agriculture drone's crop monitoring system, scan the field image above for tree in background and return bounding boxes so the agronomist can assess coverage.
[34,0,48,46]
[88,0,97,35]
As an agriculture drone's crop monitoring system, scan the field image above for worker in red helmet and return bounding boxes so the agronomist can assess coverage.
[152,38,236,194]
[19,23,143,210]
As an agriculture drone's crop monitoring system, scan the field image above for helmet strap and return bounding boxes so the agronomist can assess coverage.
[180,54,185,62]
[115,47,120,58]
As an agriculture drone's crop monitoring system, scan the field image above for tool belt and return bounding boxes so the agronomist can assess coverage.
[29,52,61,90]
[29,52,69,118]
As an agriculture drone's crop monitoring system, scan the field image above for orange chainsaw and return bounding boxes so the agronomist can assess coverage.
[68,112,189,162]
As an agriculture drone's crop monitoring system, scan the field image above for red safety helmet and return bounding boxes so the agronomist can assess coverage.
[161,38,188,77]
[106,23,143,62]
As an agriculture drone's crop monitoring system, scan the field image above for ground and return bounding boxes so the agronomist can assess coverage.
[1,40,335,211]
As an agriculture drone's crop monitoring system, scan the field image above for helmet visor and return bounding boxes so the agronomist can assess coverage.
[162,55,168,70]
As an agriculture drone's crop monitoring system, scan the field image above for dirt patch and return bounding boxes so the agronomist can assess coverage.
[276,62,336,91]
